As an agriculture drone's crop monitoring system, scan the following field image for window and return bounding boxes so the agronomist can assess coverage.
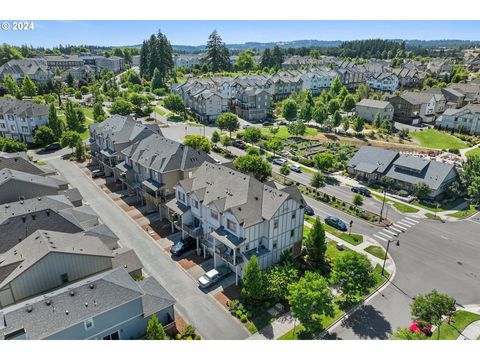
[0,123,5,129]
[102,331,120,340]
[21,126,29,132]
[291,213,296,220]
[227,219,237,233]
[178,192,186,203]
[10,125,16,131]
[272,240,278,250]
[84,318,94,330]
[192,199,199,209]
[210,209,219,221]
[273,219,279,229]
[290,229,295,238]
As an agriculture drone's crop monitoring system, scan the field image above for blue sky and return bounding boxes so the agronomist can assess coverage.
[2,20,480,47]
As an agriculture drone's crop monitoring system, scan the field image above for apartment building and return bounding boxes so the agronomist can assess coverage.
[88,115,162,178]
[366,72,399,93]
[232,88,271,121]
[0,98,49,143]
[0,59,53,84]
[355,99,394,123]
[166,163,306,284]
[437,104,480,135]
[43,55,85,71]
[115,133,214,216]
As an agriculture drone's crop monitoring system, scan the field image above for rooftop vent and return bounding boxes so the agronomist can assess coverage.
[69,290,75,297]
[26,305,33,313]
[85,302,88,307]
[89,283,95,289]
[45,299,51,306]
[65,310,69,315]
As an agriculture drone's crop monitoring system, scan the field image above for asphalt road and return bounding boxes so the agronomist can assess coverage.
[327,216,480,340]
[47,157,250,340]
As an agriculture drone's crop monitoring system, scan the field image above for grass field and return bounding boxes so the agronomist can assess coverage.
[305,216,363,245]
[466,147,480,158]
[450,205,478,219]
[372,193,419,213]
[425,213,442,220]
[430,310,480,340]
[410,129,468,150]
[412,197,466,212]
[153,106,166,116]
[364,245,387,260]
[260,125,319,140]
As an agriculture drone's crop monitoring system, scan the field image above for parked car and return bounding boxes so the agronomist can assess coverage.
[214,158,222,164]
[170,238,196,257]
[409,321,432,337]
[91,169,105,178]
[288,164,301,173]
[198,266,232,289]
[325,216,348,231]
[272,157,288,166]
[242,124,251,129]
[262,121,274,127]
[277,120,288,126]
[351,186,371,197]
[304,205,315,216]
[43,143,62,152]
[233,139,247,150]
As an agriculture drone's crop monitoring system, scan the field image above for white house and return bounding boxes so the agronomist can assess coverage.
[166,163,306,284]
[437,104,480,135]
[0,98,48,143]
[367,72,399,92]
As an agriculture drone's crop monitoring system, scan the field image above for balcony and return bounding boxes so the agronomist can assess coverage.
[182,222,203,239]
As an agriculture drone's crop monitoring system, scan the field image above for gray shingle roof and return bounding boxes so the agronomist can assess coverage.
[0,267,174,340]
[356,99,391,109]
[178,163,305,228]
[0,168,60,191]
[0,230,113,289]
[121,133,215,173]
[0,98,48,118]
[348,146,399,174]
[0,152,49,175]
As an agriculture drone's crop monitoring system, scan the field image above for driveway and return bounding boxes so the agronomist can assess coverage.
[48,157,250,340]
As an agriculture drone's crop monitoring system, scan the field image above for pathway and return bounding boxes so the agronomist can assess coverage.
[460,143,479,161]
[457,320,480,340]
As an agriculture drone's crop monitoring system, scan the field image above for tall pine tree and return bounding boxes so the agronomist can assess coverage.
[205,30,230,73]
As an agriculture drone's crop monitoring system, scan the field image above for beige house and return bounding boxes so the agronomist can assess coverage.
[355,99,394,123]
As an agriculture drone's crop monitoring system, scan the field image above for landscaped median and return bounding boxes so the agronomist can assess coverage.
[364,245,387,260]
[371,192,419,214]
[305,215,363,246]
[449,204,479,219]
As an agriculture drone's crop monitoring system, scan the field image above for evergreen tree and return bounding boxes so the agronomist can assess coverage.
[21,75,37,97]
[260,48,273,69]
[303,218,327,267]
[241,256,265,305]
[271,46,284,68]
[65,102,82,132]
[48,103,63,140]
[205,30,230,73]
[145,315,168,340]
[93,102,106,123]
[372,113,382,128]
[151,67,163,90]
[4,74,20,96]
[66,72,74,88]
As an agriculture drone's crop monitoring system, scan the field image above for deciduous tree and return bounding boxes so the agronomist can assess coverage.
[241,256,265,305]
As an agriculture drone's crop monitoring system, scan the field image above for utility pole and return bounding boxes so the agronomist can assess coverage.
[349,220,353,235]
[379,190,386,223]
[382,238,400,276]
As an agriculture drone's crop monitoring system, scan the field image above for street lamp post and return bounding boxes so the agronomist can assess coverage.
[382,238,400,276]
[379,190,387,223]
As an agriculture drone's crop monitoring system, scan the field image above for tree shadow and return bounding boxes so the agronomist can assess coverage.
[340,304,392,339]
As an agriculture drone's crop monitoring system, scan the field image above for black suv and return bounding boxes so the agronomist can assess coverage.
[351,186,371,197]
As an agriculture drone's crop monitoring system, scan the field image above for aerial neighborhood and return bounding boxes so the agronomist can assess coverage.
[0,24,480,342]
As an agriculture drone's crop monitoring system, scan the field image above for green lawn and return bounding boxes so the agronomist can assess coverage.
[364,245,387,260]
[412,197,467,212]
[260,125,319,140]
[425,213,442,220]
[372,193,419,213]
[305,216,363,246]
[410,129,468,150]
[450,205,478,219]
[466,147,480,158]
[153,106,166,116]
[430,310,480,340]
[79,105,94,120]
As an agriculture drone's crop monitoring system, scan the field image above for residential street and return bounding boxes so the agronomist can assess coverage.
[327,216,480,339]
[47,156,250,340]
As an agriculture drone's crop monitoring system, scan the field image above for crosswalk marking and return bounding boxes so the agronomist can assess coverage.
[394,223,408,230]
[374,234,389,242]
[397,221,412,228]
[378,231,393,239]
[405,217,419,224]
[390,225,404,233]
[402,219,417,226]
[383,229,398,236]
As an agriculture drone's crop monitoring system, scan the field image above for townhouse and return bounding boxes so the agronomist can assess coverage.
[355,99,394,123]
[300,67,337,95]
[88,115,162,178]
[366,72,399,93]
[0,59,53,84]
[115,133,214,216]
[0,195,100,254]
[43,55,85,71]
[0,267,175,340]
[166,162,306,284]
[232,87,271,121]
[173,54,204,69]
[348,146,458,199]
[61,65,97,83]
[0,98,49,143]
[436,104,480,135]
[0,151,54,175]
[388,91,446,125]
[392,67,426,88]
[281,55,314,69]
